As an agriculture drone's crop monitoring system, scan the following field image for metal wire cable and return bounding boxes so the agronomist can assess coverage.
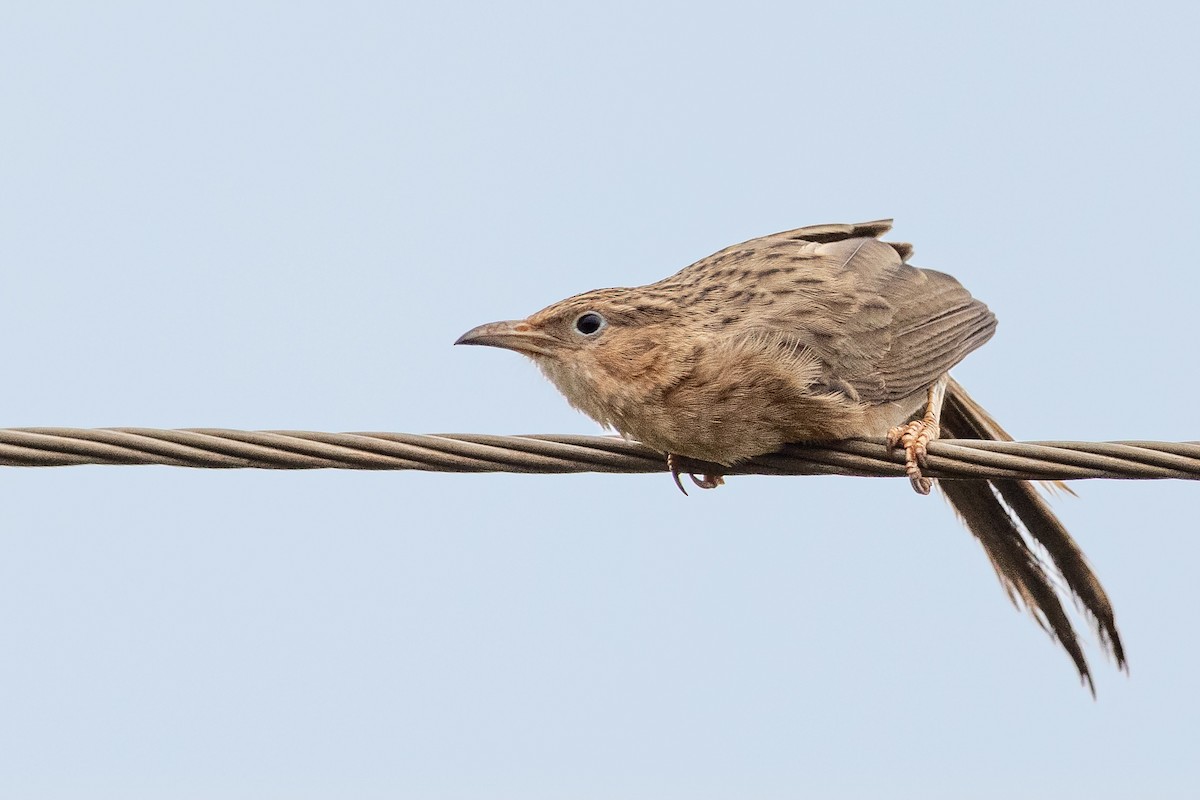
[1,428,1197,482]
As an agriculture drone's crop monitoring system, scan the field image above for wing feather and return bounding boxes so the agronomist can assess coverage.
[785,236,996,403]
[660,221,996,403]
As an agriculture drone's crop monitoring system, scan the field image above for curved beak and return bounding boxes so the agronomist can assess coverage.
[454,320,557,357]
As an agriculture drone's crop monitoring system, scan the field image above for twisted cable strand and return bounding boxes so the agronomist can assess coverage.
[1,428,1197,481]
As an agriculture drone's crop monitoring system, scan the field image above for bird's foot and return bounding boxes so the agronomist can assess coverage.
[887,416,939,495]
[666,454,726,496]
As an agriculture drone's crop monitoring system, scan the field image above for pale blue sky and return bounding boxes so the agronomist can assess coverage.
[2,2,1198,797]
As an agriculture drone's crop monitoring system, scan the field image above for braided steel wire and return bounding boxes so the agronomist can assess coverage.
[0,428,1197,482]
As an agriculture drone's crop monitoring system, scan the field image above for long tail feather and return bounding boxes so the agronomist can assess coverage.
[939,378,1126,693]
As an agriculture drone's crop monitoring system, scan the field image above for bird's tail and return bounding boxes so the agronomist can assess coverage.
[938,377,1126,694]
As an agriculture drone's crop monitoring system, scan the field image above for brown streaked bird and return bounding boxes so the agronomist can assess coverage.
[456,219,1125,692]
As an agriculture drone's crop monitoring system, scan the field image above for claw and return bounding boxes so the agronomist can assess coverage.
[689,473,725,490]
[667,454,726,495]
[668,454,689,496]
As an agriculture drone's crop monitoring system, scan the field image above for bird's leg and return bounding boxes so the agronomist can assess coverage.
[666,454,726,496]
[887,375,948,496]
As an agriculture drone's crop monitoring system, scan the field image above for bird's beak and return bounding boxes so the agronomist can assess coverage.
[454,320,557,357]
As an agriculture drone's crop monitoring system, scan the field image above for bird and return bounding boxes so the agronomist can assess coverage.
[455,219,1125,692]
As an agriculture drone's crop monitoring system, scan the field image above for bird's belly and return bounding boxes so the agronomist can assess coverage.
[615,385,929,465]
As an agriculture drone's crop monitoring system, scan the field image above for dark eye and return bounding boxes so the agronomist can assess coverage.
[574,312,606,336]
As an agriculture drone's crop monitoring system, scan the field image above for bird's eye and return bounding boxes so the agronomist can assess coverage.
[573,312,606,336]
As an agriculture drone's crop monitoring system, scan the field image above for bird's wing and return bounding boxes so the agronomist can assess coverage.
[661,220,996,403]
[696,224,995,404]
[853,258,998,403]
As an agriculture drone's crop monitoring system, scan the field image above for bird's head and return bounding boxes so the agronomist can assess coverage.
[455,288,689,421]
